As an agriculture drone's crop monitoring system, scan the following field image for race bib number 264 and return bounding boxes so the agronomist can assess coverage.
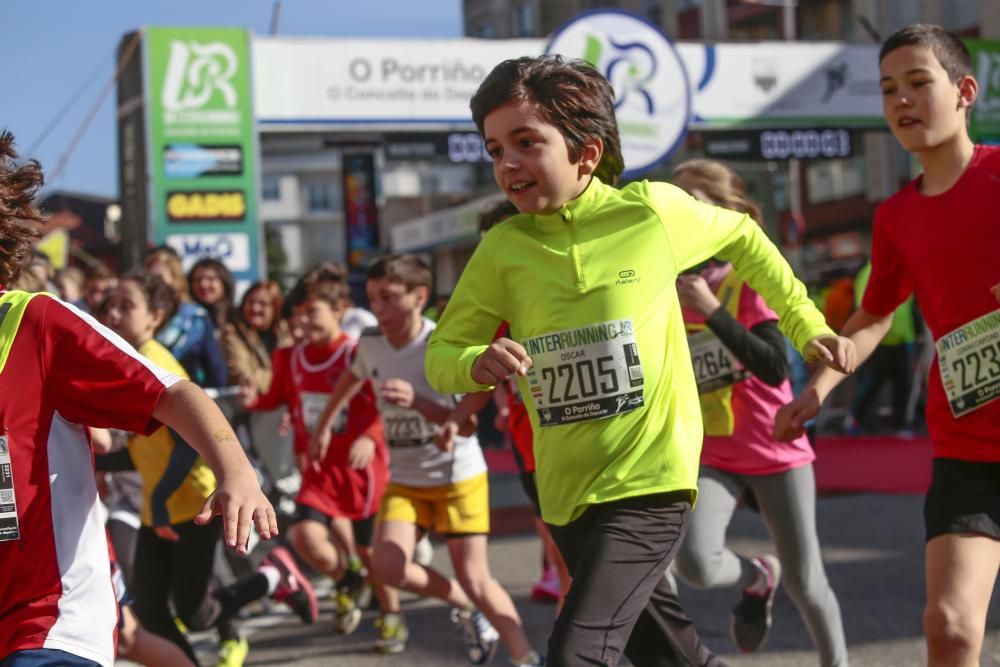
[521,319,644,427]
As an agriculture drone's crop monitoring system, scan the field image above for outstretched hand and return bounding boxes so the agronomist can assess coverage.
[195,472,277,553]
[774,387,823,441]
[309,427,332,471]
[434,421,459,452]
[803,335,856,375]
[347,435,376,470]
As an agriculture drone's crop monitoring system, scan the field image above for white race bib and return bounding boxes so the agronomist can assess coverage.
[382,405,436,448]
[522,319,644,427]
[687,330,751,394]
[936,309,1000,418]
[0,434,20,542]
[300,391,345,434]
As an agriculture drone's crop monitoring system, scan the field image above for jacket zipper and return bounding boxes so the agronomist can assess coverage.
[565,216,585,290]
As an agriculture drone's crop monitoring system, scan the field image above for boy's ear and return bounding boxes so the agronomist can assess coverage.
[576,137,604,177]
[957,74,979,112]
[414,285,430,309]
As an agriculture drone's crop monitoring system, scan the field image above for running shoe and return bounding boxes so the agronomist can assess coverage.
[261,546,318,624]
[414,533,434,567]
[374,612,409,654]
[451,607,500,665]
[333,566,365,635]
[511,651,545,666]
[530,564,560,604]
[731,554,782,653]
[216,637,248,667]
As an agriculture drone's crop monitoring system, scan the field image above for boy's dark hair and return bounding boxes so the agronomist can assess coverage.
[879,24,972,83]
[366,254,432,291]
[470,55,625,185]
[478,199,520,235]
[121,269,178,333]
[285,277,309,314]
[0,131,45,286]
[304,266,350,308]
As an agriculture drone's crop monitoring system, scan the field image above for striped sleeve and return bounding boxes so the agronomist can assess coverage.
[38,296,181,435]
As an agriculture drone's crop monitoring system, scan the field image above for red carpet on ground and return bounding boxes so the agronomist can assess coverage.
[813,435,933,495]
[484,435,935,496]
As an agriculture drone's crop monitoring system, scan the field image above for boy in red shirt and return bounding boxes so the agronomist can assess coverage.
[242,268,395,643]
[776,24,1000,667]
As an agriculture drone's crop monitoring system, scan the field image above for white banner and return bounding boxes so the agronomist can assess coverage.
[253,37,542,129]
[688,42,883,127]
[252,36,884,130]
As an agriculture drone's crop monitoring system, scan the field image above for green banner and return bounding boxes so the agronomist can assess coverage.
[966,39,1000,143]
[146,26,262,287]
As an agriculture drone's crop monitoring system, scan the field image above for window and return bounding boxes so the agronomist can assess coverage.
[806,156,867,204]
[306,181,338,212]
[514,2,534,37]
[261,175,280,201]
[472,22,494,38]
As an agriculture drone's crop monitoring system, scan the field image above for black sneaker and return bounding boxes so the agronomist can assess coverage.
[731,554,781,653]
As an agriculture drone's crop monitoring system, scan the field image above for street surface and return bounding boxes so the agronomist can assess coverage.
[165,488,1000,666]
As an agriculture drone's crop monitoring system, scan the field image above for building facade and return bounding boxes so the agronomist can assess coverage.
[460,0,996,284]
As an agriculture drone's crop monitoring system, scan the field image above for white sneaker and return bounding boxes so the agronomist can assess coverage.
[414,534,434,567]
[451,607,499,664]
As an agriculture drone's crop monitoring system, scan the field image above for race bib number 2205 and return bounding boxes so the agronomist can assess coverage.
[521,319,644,427]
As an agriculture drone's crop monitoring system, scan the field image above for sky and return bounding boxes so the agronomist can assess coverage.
[6,0,463,197]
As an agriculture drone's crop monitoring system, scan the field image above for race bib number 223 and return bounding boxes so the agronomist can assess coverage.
[937,309,1000,418]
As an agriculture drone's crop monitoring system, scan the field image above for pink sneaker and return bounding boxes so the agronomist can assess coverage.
[530,565,560,604]
[262,546,318,624]
[731,554,781,653]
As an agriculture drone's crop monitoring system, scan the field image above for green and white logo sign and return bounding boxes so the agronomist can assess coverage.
[146,26,262,285]
[967,39,1000,142]
[546,10,691,178]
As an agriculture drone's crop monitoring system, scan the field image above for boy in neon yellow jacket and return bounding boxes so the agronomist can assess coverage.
[426,55,854,666]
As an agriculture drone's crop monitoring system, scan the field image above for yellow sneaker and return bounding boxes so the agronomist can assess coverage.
[217,637,249,667]
[333,568,364,635]
[332,588,360,635]
[374,613,408,654]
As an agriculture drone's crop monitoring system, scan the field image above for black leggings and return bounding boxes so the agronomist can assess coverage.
[546,492,728,667]
[131,519,244,664]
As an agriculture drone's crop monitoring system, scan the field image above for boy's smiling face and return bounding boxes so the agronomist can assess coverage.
[879,44,977,153]
[483,100,601,215]
[302,296,343,345]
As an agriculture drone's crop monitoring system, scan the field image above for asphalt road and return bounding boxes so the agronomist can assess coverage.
[170,492,1000,667]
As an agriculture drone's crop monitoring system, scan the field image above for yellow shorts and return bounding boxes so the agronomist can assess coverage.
[377,472,490,535]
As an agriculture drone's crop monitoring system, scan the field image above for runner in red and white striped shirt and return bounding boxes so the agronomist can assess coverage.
[0,129,276,667]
